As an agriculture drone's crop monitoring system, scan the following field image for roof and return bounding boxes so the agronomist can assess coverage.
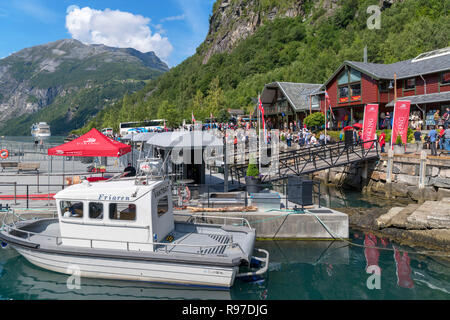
[261,82,323,112]
[122,132,157,142]
[54,179,165,202]
[146,131,223,149]
[323,47,450,88]
[48,128,131,157]
[386,91,450,107]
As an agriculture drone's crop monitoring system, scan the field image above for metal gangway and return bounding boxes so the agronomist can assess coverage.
[228,139,380,183]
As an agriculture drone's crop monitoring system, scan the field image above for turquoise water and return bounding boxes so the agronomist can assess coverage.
[0,189,449,300]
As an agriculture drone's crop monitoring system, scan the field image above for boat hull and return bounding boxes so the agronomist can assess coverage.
[14,246,238,289]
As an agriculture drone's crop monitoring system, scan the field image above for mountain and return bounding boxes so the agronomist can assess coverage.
[79,0,449,133]
[0,39,168,136]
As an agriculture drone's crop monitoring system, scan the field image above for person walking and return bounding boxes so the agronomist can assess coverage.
[414,127,422,154]
[428,126,438,156]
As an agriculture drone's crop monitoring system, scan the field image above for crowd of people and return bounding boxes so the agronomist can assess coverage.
[112,107,450,156]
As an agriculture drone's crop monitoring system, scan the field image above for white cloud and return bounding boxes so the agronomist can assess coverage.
[65,6,173,61]
[160,14,185,23]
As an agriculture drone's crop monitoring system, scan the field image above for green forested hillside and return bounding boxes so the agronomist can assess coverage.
[80,0,449,133]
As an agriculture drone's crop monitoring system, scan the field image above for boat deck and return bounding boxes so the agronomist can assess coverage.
[8,219,254,261]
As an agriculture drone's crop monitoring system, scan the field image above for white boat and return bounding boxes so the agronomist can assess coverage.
[31,122,51,139]
[0,178,268,289]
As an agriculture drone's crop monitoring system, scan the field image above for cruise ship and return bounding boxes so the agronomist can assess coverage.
[31,122,51,139]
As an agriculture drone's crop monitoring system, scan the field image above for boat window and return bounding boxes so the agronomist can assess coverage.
[60,201,84,219]
[109,203,136,221]
[89,202,104,220]
[157,196,169,217]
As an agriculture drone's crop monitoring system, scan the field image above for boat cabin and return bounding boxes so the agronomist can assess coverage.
[54,179,174,252]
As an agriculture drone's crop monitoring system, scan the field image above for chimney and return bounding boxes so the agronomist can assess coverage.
[364,46,368,63]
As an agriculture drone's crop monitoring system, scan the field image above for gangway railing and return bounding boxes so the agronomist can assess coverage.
[228,139,379,183]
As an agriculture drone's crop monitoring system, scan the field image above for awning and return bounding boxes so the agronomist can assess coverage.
[48,128,131,157]
[386,91,450,107]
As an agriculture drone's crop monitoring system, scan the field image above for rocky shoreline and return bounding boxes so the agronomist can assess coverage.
[336,197,450,255]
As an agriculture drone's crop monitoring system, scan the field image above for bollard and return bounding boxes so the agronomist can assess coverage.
[419,150,427,189]
[26,185,29,209]
[386,149,394,184]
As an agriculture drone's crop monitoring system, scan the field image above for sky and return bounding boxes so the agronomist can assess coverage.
[0,0,216,67]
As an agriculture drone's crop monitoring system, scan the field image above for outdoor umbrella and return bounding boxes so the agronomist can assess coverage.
[353,123,363,130]
[343,126,354,131]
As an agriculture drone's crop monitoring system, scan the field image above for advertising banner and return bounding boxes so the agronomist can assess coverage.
[362,104,379,149]
[391,100,411,150]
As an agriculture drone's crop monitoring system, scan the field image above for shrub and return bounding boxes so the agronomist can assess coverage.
[304,112,325,128]
[246,163,260,178]
[395,134,403,146]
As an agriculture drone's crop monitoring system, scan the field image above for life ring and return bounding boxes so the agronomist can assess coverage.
[0,149,8,159]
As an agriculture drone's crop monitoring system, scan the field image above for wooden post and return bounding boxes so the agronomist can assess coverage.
[309,94,312,115]
[394,73,397,102]
[386,149,394,184]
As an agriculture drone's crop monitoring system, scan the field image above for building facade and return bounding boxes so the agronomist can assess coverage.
[257,82,323,129]
[314,47,450,129]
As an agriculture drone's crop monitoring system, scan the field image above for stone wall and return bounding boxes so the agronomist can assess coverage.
[312,154,450,203]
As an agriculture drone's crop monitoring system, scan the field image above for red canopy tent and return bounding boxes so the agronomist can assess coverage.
[48,128,131,157]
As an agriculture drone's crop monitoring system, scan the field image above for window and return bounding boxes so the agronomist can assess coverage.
[442,71,450,85]
[338,71,349,85]
[349,69,361,83]
[338,85,349,103]
[157,196,169,217]
[404,78,415,90]
[337,67,362,103]
[311,96,319,109]
[89,202,104,220]
[350,83,362,101]
[109,203,136,221]
[60,201,84,219]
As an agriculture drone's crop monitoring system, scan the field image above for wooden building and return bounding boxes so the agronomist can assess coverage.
[314,47,450,129]
[257,82,323,129]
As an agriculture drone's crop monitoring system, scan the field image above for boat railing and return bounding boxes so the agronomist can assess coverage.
[1,221,248,257]
[186,214,252,230]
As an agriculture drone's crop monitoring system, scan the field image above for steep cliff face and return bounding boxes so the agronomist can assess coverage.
[0,39,168,135]
[201,0,310,64]
[200,0,405,64]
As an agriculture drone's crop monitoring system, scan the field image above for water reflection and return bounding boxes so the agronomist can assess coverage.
[394,247,414,289]
[1,235,449,300]
[0,251,232,300]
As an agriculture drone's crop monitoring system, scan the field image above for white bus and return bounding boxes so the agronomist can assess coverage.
[119,120,166,136]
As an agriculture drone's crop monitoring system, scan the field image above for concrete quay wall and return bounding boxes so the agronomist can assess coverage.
[175,208,349,240]
[312,153,450,203]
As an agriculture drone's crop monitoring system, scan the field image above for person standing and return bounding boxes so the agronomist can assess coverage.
[414,127,422,154]
[444,127,450,151]
[428,126,438,156]
[385,112,392,130]
[379,131,386,153]
[438,126,445,150]
[443,107,450,129]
